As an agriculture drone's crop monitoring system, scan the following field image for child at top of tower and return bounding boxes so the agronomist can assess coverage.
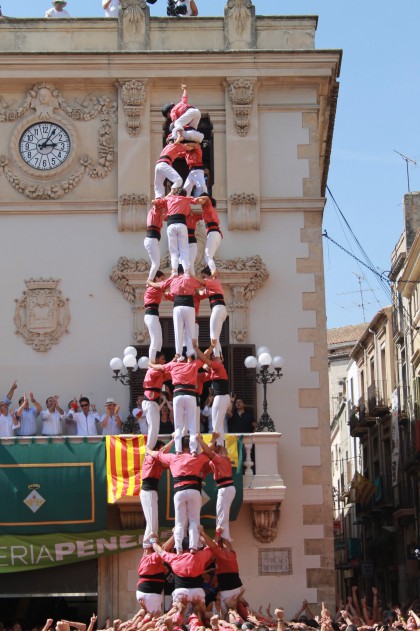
[162,84,204,144]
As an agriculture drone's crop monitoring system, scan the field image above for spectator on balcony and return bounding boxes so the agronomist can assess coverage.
[132,395,149,437]
[100,398,122,435]
[0,400,20,437]
[67,397,100,436]
[227,397,256,434]
[2,379,17,405]
[15,392,42,436]
[103,0,120,17]
[159,400,174,435]
[45,0,71,18]
[41,396,65,436]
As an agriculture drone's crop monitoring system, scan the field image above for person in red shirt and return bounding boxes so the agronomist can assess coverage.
[196,194,222,276]
[144,203,164,281]
[196,266,227,358]
[186,210,202,275]
[184,143,208,197]
[144,270,166,361]
[141,437,174,549]
[142,352,170,448]
[197,434,235,542]
[151,530,214,606]
[136,531,175,612]
[149,272,202,359]
[147,435,212,553]
[154,139,187,198]
[199,528,243,615]
[193,343,229,447]
[162,84,204,144]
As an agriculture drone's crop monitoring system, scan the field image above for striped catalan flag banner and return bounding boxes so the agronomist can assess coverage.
[106,435,146,503]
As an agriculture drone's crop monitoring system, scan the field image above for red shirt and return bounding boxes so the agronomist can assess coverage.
[161,275,202,296]
[170,89,192,123]
[196,371,210,396]
[144,285,165,307]
[203,277,224,297]
[147,205,163,231]
[202,200,220,227]
[212,547,239,574]
[185,145,203,169]
[141,453,166,481]
[163,195,195,218]
[143,367,167,401]
[137,552,166,578]
[163,359,204,386]
[159,547,213,577]
[209,361,228,381]
[209,451,233,481]
[155,451,209,484]
[186,212,202,230]
[157,142,186,163]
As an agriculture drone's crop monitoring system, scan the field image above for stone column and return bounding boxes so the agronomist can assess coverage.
[224,0,256,50]
[119,0,150,51]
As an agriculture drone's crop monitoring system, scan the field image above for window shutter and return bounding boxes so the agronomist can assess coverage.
[228,344,257,418]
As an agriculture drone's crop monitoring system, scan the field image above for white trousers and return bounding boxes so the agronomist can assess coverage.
[144,236,161,281]
[173,305,196,357]
[188,242,197,274]
[184,169,207,197]
[220,586,242,612]
[210,304,227,357]
[173,488,202,551]
[172,587,205,604]
[173,394,197,453]
[213,393,230,445]
[140,488,158,547]
[144,314,162,361]
[154,162,182,198]
[205,231,222,273]
[136,591,163,613]
[167,223,189,273]
[216,485,236,542]
[142,399,160,449]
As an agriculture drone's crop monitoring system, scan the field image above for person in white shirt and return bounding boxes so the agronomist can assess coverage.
[45,0,71,18]
[0,401,20,437]
[167,0,198,17]
[132,395,148,436]
[41,395,65,436]
[100,398,122,435]
[15,392,42,436]
[102,0,120,17]
[67,396,100,436]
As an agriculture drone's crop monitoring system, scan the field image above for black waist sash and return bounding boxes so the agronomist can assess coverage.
[146,227,161,240]
[209,293,226,309]
[167,214,187,226]
[188,228,197,244]
[174,574,203,589]
[157,155,173,165]
[145,302,160,316]
[173,474,202,493]
[137,572,166,593]
[173,383,196,397]
[212,379,229,396]
[216,476,234,488]
[217,572,242,591]
[174,295,194,308]
[189,165,204,172]
[142,477,160,491]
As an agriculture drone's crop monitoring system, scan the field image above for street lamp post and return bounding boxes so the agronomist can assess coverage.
[244,347,284,432]
[109,346,149,386]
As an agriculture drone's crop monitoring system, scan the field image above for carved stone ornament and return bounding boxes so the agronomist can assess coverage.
[251,503,281,544]
[226,0,253,36]
[14,278,70,352]
[0,82,117,200]
[121,0,147,37]
[118,193,149,231]
[227,79,256,137]
[110,254,268,344]
[228,192,259,230]
[117,80,148,138]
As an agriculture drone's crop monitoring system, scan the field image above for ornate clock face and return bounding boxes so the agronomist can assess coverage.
[19,121,71,171]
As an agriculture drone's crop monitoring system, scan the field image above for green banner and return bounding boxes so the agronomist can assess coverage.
[0,440,106,534]
[0,529,144,573]
[158,436,243,528]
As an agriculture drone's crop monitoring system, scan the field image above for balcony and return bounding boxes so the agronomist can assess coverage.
[392,309,405,344]
[349,396,371,437]
[367,381,391,417]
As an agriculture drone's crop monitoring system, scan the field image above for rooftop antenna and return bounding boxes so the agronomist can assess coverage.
[393,149,417,193]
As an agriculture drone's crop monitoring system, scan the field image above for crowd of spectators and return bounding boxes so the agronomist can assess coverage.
[0,381,255,438]
[0,1,199,19]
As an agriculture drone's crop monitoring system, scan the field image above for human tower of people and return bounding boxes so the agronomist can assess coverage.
[135,85,244,620]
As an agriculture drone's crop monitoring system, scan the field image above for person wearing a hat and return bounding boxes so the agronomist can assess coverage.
[0,400,20,437]
[45,0,71,18]
[100,398,122,435]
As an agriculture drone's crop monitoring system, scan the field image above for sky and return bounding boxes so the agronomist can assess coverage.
[5,0,420,330]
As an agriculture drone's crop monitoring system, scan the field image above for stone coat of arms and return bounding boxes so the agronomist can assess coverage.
[14,278,70,352]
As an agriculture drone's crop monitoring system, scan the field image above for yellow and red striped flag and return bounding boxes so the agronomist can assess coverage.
[106,435,146,503]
